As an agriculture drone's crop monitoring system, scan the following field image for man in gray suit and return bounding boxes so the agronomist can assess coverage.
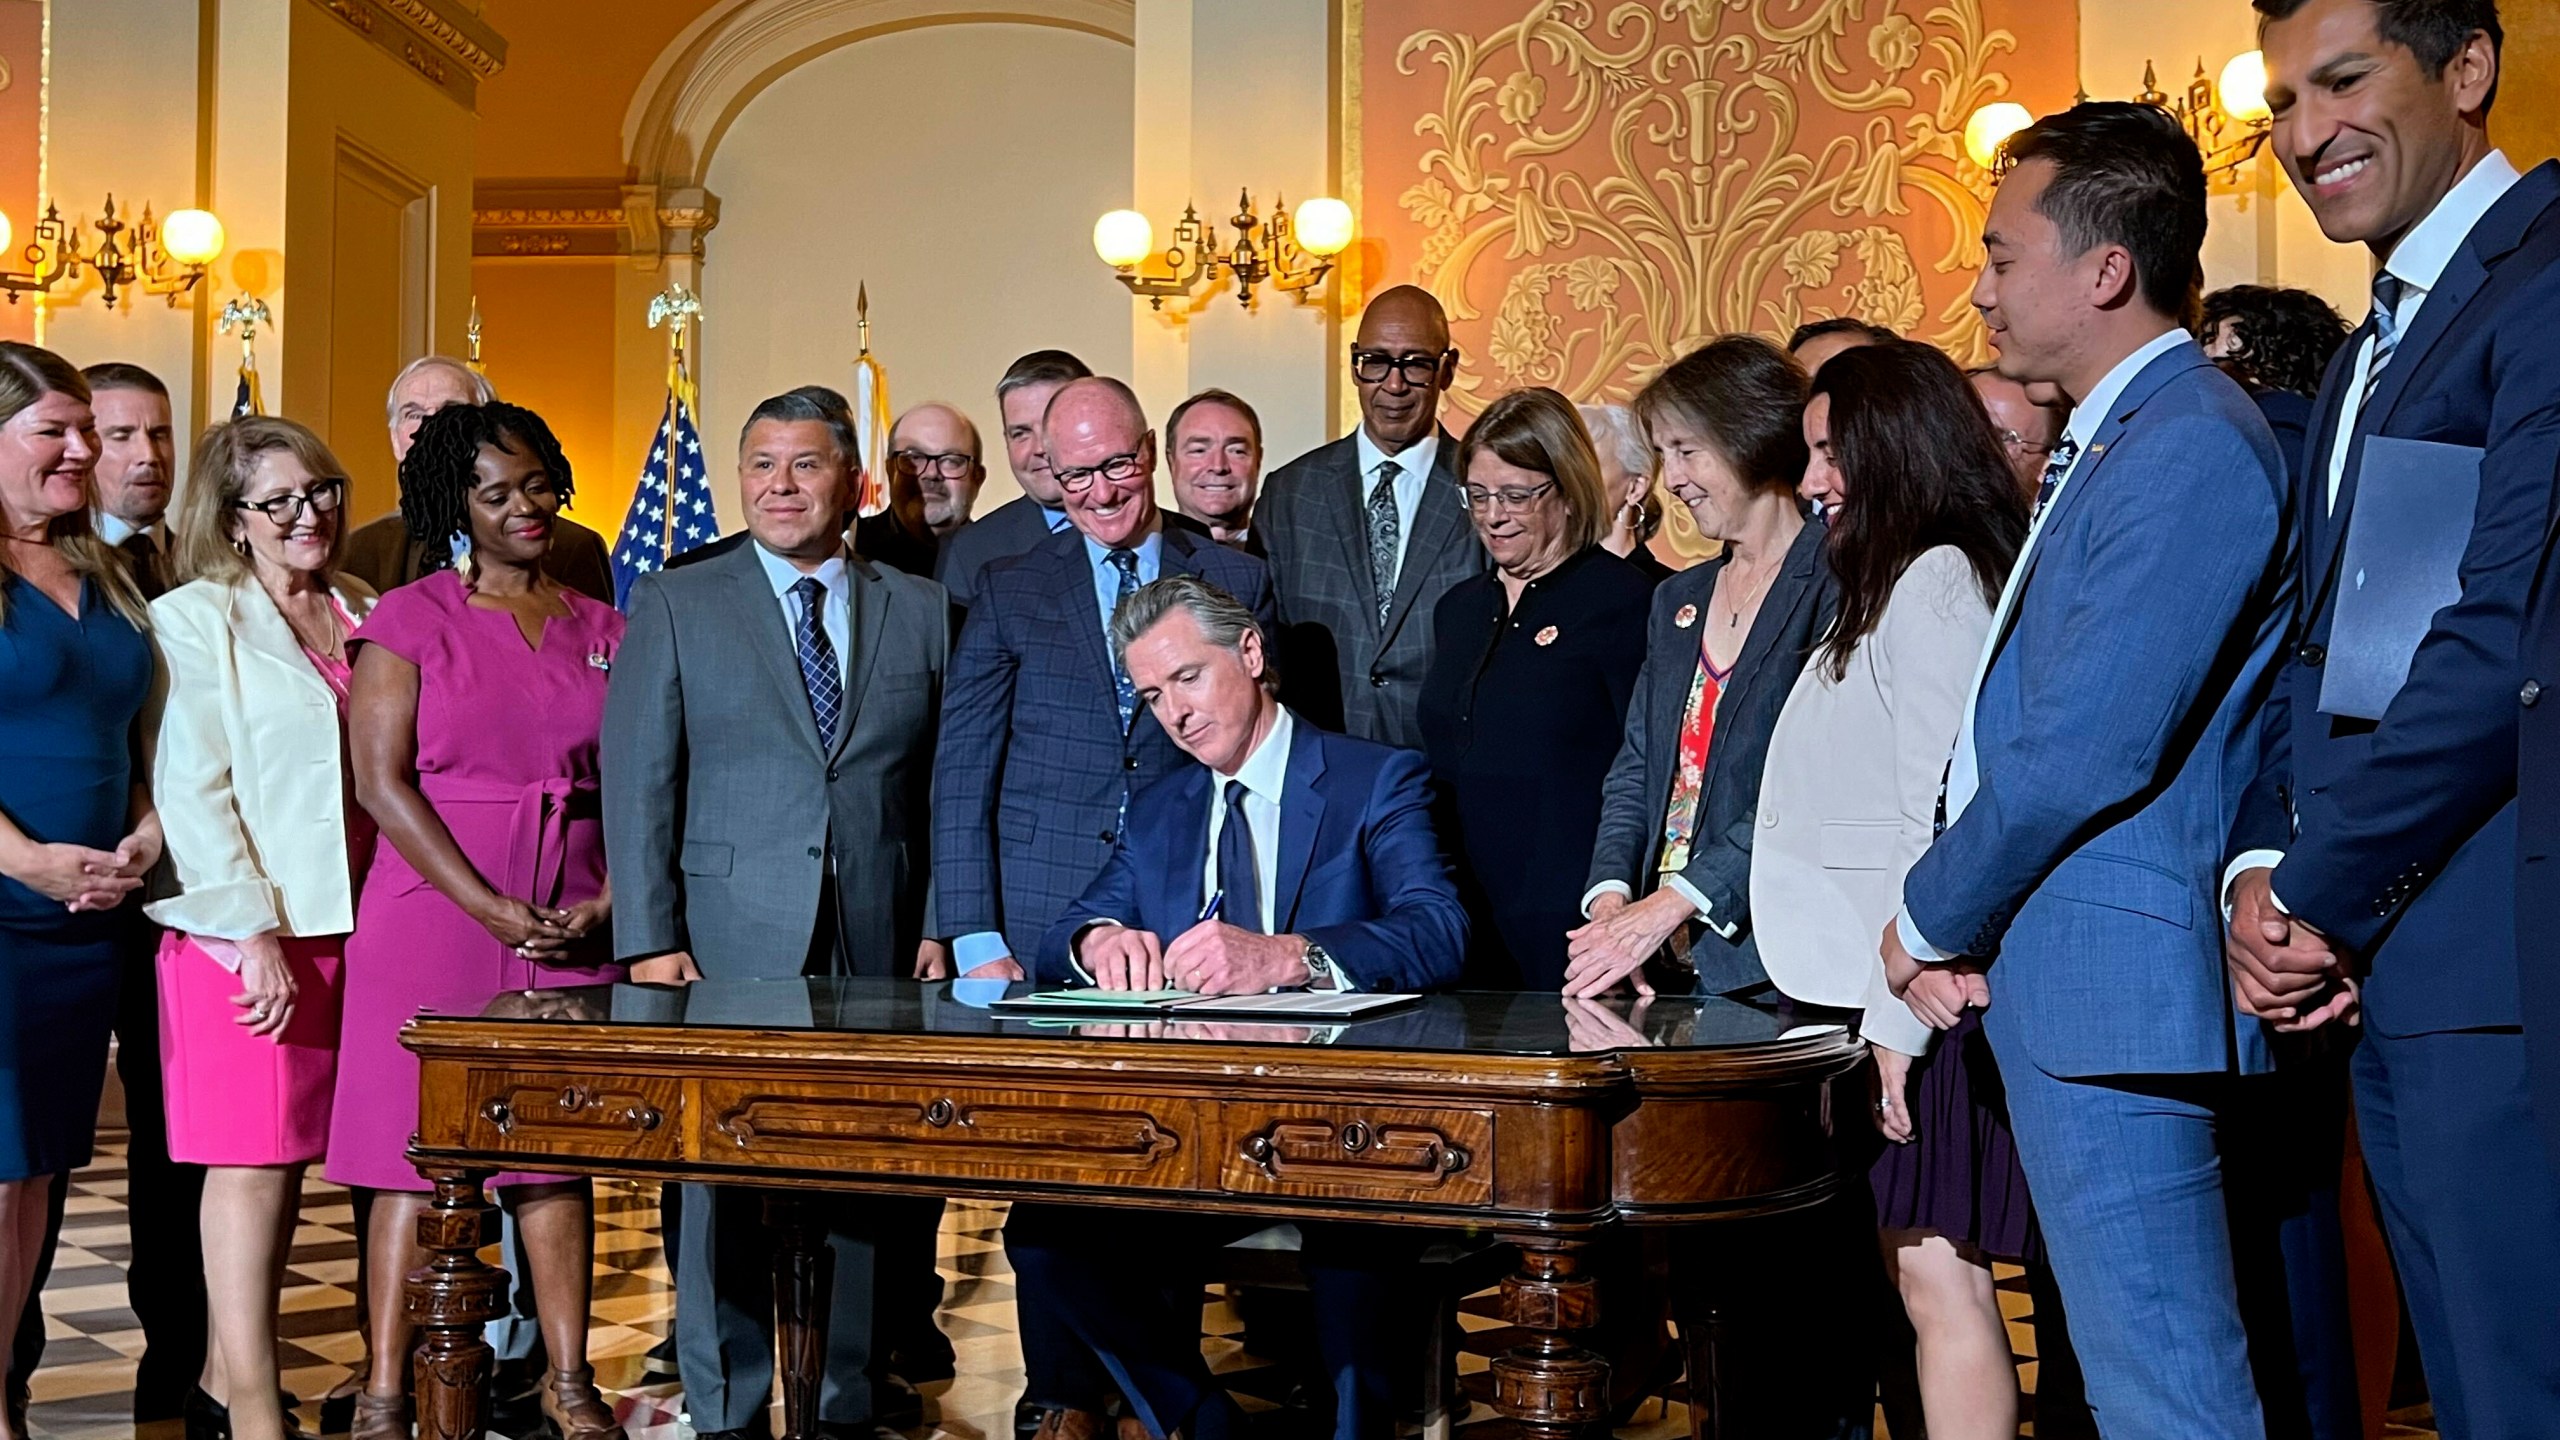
[1253,285,1485,748]
[604,386,949,1440]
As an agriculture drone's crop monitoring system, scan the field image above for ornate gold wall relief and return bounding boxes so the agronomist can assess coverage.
[1355,0,2078,555]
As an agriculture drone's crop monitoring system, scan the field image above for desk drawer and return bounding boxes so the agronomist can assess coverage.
[1215,1103,1494,1207]
[697,1080,1199,1189]
[463,1070,684,1163]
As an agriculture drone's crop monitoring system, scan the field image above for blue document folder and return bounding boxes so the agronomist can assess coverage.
[2318,437,2485,721]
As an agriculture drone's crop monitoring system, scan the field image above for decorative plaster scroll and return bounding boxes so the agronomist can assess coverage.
[302,0,508,109]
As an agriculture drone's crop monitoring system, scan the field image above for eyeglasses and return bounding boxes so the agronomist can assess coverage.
[893,449,978,480]
[1350,348,1454,386]
[1461,479,1558,513]
[1995,429,2055,458]
[232,478,346,524]
[1050,450,1150,495]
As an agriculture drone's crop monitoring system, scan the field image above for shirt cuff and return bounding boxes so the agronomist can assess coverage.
[2220,850,2288,923]
[1895,907,1961,963]
[1579,880,1633,918]
[954,931,1012,972]
[1659,876,1736,940]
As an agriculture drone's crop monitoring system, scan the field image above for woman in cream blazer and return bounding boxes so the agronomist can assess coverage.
[143,417,373,1440]
[1749,343,2030,1440]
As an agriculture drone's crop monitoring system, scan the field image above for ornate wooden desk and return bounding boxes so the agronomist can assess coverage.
[401,980,1867,1440]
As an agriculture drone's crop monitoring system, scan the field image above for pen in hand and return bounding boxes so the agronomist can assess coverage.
[1199,890,1225,924]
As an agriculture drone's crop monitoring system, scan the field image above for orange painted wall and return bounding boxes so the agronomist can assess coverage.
[2507,4,2560,169]
[472,255,624,528]
[0,0,42,346]
[475,0,712,179]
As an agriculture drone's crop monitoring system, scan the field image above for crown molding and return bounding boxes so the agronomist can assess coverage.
[303,0,509,110]
[473,180,721,263]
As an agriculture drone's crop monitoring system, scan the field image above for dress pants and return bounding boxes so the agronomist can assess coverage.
[10,913,207,1420]
[2223,1045,2360,1440]
[1988,1028,2264,1440]
[1004,1205,1417,1440]
[2350,1026,2560,1440]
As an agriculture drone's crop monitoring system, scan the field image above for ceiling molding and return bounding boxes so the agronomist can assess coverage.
[621,0,1133,192]
[302,0,509,109]
[473,179,720,263]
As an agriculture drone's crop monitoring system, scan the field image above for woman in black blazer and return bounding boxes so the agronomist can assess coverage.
[1418,388,1653,990]
[1566,335,1837,998]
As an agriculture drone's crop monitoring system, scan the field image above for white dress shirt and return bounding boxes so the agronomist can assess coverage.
[1896,325,2190,962]
[95,511,152,547]
[1353,426,1441,577]
[2222,150,2524,913]
[753,539,850,691]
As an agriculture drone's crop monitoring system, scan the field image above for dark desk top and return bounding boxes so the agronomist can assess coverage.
[433,978,1853,1059]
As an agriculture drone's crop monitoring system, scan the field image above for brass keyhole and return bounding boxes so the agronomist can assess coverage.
[558,1085,589,1112]
[924,1098,957,1128]
[1339,1121,1371,1153]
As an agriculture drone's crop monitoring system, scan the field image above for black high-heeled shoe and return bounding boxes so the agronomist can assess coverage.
[184,1385,310,1440]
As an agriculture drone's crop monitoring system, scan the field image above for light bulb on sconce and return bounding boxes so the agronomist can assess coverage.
[159,209,227,267]
[1093,210,1155,270]
[1293,197,1355,258]
[1963,102,2033,172]
[2218,50,2271,124]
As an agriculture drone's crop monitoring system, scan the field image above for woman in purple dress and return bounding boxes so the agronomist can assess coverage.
[333,403,624,1440]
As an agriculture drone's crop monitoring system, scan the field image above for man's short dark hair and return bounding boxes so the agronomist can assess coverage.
[2004,101,2208,320]
[1786,316,1897,352]
[997,349,1092,402]
[741,384,862,469]
[80,362,169,399]
[2255,0,2503,114]
[1166,387,1262,449]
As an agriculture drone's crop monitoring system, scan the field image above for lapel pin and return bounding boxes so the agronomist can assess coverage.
[587,648,613,672]
[1534,625,1560,647]
[1674,604,1699,629]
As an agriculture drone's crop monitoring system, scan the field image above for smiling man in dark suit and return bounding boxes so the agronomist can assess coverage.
[936,350,1092,612]
[1254,286,1484,747]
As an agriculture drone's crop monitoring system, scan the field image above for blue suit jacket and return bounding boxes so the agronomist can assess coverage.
[2233,163,2560,1037]
[1036,720,1468,992]
[931,522,1275,961]
[1903,340,2291,1079]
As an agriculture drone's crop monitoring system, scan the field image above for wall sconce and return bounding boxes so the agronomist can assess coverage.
[0,196,224,307]
[1963,52,2271,184]
[1094,190,1354,310]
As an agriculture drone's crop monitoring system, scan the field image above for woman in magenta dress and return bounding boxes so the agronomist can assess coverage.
[333,402,625,1440]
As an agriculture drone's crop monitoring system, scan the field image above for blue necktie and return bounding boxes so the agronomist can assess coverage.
[790,576,843,743]
[1106,548,1141,729]
[2031,436,2081,525]
[2360,271,2406,412]
[1216,779,1264,935]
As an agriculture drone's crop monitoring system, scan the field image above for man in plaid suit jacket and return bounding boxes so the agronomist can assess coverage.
[933,377,1276,974]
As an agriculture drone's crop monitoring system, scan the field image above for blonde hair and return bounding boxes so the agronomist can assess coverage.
[1456,386,1612,552]
[0,342,148,629]
[174,417,354,586]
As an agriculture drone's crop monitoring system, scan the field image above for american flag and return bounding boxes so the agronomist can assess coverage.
[611,357,716,609]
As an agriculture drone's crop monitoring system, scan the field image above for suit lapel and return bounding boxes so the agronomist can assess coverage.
[1727,520,1823,694]
[1382,443,1468,646]
[722,542,827,758]
[830,557,891,761]
[1049,535,1122,712]
[1322,440,1384,623]
[226,581,332,694]
[1272,724,1328,931]
[1160,766,1215,923]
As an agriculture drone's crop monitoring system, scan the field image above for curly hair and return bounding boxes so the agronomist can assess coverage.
[397,401,575,574]
[2199,285,2352,400]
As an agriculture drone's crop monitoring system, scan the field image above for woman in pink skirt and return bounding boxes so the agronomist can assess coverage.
[336,402,625,1440]
[144,417,375,1440]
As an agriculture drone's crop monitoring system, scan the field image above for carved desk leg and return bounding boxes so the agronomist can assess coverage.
[1489,1236,1609,1440]
[407,1168,504,1440]
[767,1192,835,1440]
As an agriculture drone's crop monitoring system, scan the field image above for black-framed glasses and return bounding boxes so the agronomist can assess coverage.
[1050,451,1150,494]
[1462,479,1558,513]
[1995,429,2055,458]
[232,478,346,524]
[893,449,978,480]
[1350,348,1454,386]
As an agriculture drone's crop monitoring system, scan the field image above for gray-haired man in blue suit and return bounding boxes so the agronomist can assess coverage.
[1879,104,2293,1439]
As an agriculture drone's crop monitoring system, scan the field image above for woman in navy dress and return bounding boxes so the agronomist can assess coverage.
[0,343,158,1439]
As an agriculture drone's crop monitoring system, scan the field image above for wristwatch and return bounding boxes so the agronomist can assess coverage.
[1300,940,1341,990]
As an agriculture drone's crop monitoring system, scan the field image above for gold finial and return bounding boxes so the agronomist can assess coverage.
[466,296,485,372]
[647,282,702,355]
[856,281,872,358]
[218,294,271,361]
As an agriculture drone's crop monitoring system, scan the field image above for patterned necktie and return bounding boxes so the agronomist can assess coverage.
[1366,460,1403,626]
[2360,270,2407,412]
[1106,548,1141,729]
[790,576,843,743]
[1216,779,1264,935]
[2031,436,2081,525]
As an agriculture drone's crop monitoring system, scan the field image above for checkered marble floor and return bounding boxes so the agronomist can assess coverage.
[27,1133,2433,1440]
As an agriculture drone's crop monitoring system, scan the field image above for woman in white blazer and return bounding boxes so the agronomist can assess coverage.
[1750,342,2030,1440]
[144,417,373,1440]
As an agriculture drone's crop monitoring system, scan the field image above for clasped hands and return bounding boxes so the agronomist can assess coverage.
[1078,919,1307,994]
[9,828,159,914]
[2223,867,2360,1033]
[1878,920,1989,1030]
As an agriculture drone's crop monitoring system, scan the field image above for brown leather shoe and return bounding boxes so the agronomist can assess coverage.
[539,1366,627,1440]
[348,1390,409,1440]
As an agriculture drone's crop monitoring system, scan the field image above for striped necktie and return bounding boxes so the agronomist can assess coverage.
[2360,270,2407,412]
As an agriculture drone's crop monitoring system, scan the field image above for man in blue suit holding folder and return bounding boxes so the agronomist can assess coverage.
[1009,574,1466,1440]
[2222,1,2560,1432]
[1880,103,2293,1438]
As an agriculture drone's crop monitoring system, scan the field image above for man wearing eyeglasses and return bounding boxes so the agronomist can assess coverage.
[1255,285,1485,749]
[1966,365,2070,502]
[890,402,986,541]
